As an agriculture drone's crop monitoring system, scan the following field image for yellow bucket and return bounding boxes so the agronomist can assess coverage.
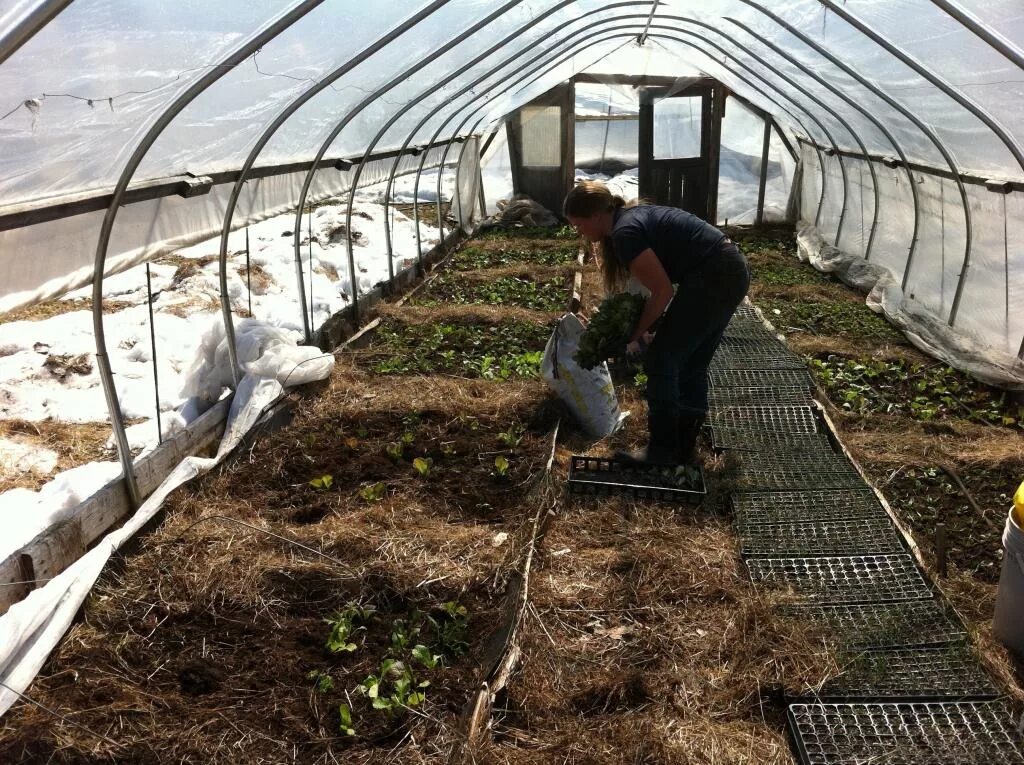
[1015,480,1024,526]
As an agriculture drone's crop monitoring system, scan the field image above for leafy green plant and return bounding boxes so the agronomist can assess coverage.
[359,482,387,502]
[359,659,429,716]
[496,424,524,448]
[307,669,335,694]
[411,644,442,669]
[575,293,645,370]
[412,457,433,477]
[338,703,356,736]
[429,601,469,658]
[309,474,334,491]
[325,603,375,654]
[493,455,510,478]
[385,442,405,461]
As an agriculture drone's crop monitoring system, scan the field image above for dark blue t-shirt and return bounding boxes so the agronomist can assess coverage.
[611,205,726,283]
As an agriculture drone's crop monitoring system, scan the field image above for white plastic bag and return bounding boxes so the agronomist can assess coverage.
[541,313,628,438]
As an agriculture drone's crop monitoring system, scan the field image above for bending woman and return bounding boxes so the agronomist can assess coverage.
[564,180,749,465]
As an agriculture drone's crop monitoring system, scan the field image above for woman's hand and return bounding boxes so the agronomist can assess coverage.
[625,332,654,359]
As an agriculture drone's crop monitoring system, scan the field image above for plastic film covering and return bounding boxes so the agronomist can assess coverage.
[453,136,481,231]
[0,151,449,314]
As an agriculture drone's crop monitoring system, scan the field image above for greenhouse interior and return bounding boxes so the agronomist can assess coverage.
[1,1,1024,762]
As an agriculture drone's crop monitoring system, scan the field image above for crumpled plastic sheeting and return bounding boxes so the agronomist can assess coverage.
[796,224,1024,390]
[180,317,334,409]
[0,374,282,718]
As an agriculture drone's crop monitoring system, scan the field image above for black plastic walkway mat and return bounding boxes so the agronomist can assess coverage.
[708,368,814,389]
[710,428,835,454]
[708,404,819,435]
[787,701,1024,765]
[708,385,815,407]
[732,489,890,526]
[710,343,807,371]
[747,554,932,604]
[785,600,967,650]
[804,646,999,703]
[723,322,779,341]
[739,516,905,557]
[734,451,865,491]
[567,456,706,504]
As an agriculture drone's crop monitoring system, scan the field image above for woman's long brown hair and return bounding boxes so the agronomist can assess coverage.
[563,180,636,293]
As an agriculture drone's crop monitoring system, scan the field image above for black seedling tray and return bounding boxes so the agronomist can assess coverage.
[710,343,807,371]
[732,489,889,526]
[800,646,999,703]
[709,404,820,435]
[709,368,814,389]
[734,451,865,491]
[746,554,932,604]
[567,455,706,504]
[711,428,836,454]
[783,599,967,650]
[739,516,905,557]
[708,385,815,407]
[788,701,1024,765]
[723,323,780,341]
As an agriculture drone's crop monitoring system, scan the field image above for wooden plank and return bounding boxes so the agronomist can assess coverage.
[0,396,231,616]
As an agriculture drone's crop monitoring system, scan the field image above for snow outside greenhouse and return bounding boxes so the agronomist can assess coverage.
[0,1,1023,762]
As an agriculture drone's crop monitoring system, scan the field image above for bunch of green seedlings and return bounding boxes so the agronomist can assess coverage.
[574,292,646,370]
[369,320,549,379]
[416,273,567,312]
[310,601,470,737]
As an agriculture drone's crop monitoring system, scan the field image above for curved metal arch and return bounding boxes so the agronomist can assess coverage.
[289,0,524,338]
[375,1,652,275]
[341,0,599,325]
[417,20,834,252]
[819,0,1024,323]
[215,0,453,383]
[0,0,72,66]
[726,16,907,262]
[91,0,326,509]
[663,16,854,246]
[738,1,971,327]
[929,0,1024,72]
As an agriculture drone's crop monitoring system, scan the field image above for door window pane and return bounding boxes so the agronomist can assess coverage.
[653,97,702,159]
[521,106,561,168]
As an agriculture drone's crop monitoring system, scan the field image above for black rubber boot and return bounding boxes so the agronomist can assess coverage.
[615,408,680,466]
[677,412,706,465]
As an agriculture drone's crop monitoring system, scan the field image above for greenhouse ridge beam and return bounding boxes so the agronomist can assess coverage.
[215,0,454,386]
[291,0,523,335]
[636,0,659,46]
[91,0,327,510]
[738,1,968,329]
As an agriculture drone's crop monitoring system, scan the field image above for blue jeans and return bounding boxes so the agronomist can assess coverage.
[643,242,749,417]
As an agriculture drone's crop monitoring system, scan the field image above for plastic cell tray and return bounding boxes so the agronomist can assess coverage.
[788,702,1024,765]
[746,554,933,604]
[710,343,807,371]
[739,516,905,557]
[708,404,820,435]
[732,489,890,526]
[708,385,815,408]
[733,451,865,491]
[784,600,967,650]
[709,368,814,390]
[567,456,706,504]
[711,428,835,454]
[802,646,999,703]
[723,322,779,341]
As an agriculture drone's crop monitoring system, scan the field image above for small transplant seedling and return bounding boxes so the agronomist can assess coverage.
[325,603,375,654]
[309,474,334,491]
[412,457,433,477]
[496,424,524,448]
[493,455,510,478]
[307,669,334,694]
[359,482,386,502]
[338,703,356,736]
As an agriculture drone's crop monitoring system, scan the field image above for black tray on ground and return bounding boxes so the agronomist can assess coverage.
[787,701,1024,765]
[795,645,999,703]
[708,385,815,408]
[739,516,905,557]
[710,343,807,371]
[746,554,933,605]
[782,599,967,650]
[733,451,865,492]
[708,404,820,435]
[709,368,814,389]
[711,428,836,454]
[567,455,706,504]
[732,489,890,526]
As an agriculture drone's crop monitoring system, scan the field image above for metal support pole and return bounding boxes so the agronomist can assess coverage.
[215,0,452,358]
[637,1,660,46]
[929,0,1024,72]
[145,264,162,446]
[292,0,524,331]
[93,0,325,509]
[0,0,72,66]
[245,227,252,317]
[756,119,771,225]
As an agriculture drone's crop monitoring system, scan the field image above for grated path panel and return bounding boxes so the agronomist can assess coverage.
[747,555,932,604]
[711,428,835,453]
[723,323,779,341]
[709,385,814,407]
[739,517,905,557]
[709,368,813,389]
[788,702,1024,765]
[732,489,889,526]
[709,405,819,434]
[785,600,967,649]
[711,344,807,370]
[806,646,999,702]
[735,451,865,491]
